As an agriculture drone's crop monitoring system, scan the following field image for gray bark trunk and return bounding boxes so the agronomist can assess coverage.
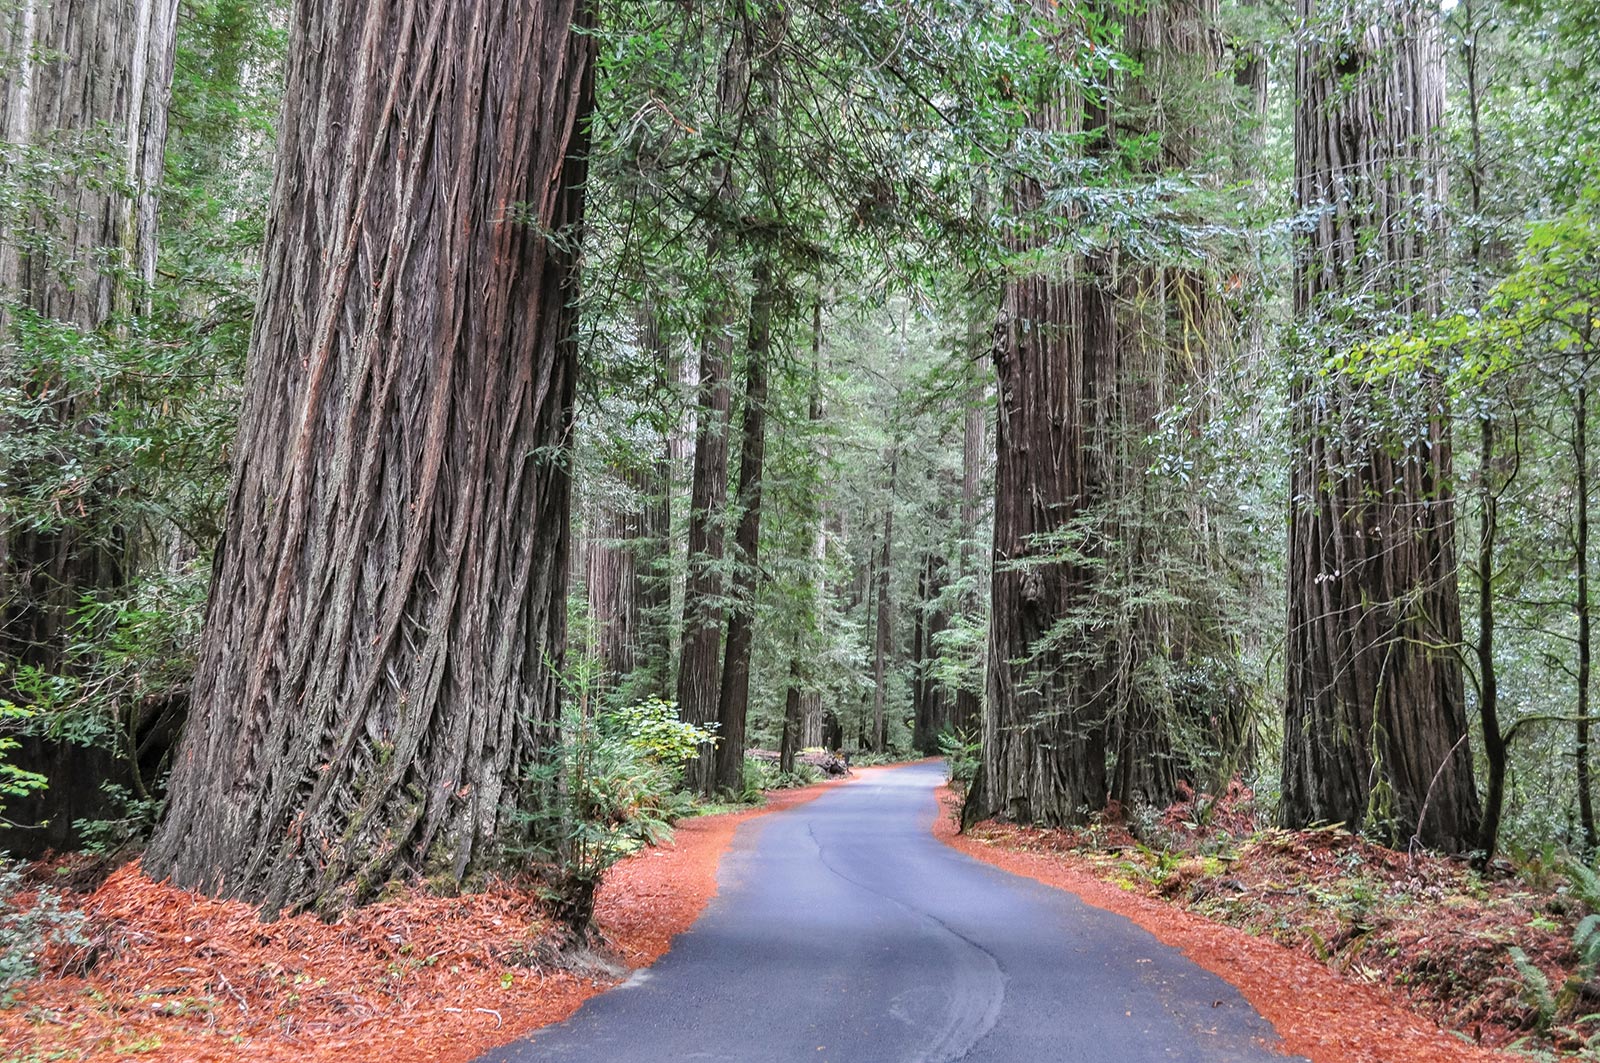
[143,0,597,912]
[1281,0,1479,851]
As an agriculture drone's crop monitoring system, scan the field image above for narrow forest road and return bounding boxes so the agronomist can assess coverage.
[475,763,1307,1063]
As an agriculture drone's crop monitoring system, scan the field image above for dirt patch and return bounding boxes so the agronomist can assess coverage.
[933,786,1532,1063]
[1,778,847,1063]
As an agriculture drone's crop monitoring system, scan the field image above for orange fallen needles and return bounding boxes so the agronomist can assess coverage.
[1,779,845,1063]
[933,787,1524,1063]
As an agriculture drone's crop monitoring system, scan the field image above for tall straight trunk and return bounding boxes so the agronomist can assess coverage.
[144,0,596,913]
[1578,382,1596,852]
[912,552,949,754]
[953,345,988,733]
[586,477,640,686]
[713,263,774,792]
[1103,0,1226,812]
[675,22,756,793]
[1459,0,1507,860]
[1281,0,1479,850]
[779,656,802,774]
[1477,405,1508,858]
[871,452,897,752]
[968,7,1111,825]
[786,293,828,761]
[677,326,732,791]
[0,0,181,854]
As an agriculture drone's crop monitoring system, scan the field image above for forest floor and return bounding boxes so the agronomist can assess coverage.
[937,784,1597,1063]
[0,777,852,1063]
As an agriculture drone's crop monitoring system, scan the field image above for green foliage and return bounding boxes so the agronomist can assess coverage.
[604,697,717,765]
[735,756,823,803]
[0,859,87,1005]
[1508,945,1559,1030]
[513,700,714,936]
[0,693,47,817]
[938,727,980,786]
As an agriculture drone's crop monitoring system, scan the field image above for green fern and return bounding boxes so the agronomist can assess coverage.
[1509,946,1558,1030]
[1576,915,1600,978]
[1569,860,1600,913]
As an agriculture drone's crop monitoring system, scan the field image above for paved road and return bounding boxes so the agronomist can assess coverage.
[476,762,1306,1063]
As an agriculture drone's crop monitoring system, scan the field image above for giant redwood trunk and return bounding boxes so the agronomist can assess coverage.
[0,0,181,854]
[143,0,596,913]
[676,324,732,792]
[1281,0,1479,850]
[967,14,1112,824]
[1102,0,1231,812]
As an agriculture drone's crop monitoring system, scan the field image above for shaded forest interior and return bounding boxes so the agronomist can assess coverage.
[2,0,1600,943]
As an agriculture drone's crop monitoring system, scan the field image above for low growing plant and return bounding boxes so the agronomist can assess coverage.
[514,699,714,946]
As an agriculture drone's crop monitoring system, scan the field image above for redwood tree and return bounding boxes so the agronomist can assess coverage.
[1281,0,1479,850]
[144,0,597,912]
[0,0,181,852]
[713,263,775,792]
[966,6,1111,825]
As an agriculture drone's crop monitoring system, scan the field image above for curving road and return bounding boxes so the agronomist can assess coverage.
[475,761,1306,1063]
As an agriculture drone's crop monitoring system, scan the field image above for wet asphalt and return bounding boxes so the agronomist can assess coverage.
[473,761,1308,1063]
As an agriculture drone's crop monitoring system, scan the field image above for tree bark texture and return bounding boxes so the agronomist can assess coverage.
[713,262,774,792]
[786,296,829,761]
[143,0,596,912]
[1578,383,1595,852]
[1101,0,1236,812]
[674,21,757,793]
[779,656,802,774]
[0,0,181,855]
[969,14,1113,824]
[1281,0,1479,850]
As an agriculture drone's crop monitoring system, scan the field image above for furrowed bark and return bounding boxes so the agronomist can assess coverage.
[1281,0,1479,851]
[143,0,596,913]
[968,5,1110,824]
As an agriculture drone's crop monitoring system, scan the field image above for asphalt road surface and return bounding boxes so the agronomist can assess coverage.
[475,761,1308,1063]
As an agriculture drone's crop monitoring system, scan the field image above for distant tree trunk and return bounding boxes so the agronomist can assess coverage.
[1578,381,1596,853]
[675,22,756,794]
[912,552,949,754]
[953,345,988,734]
[143,0,596,913]
[586,477,640,687]
[779,656,802,774]
[786,294,829,762]
[1281,0,1479,850]
[967,7,1111,825]
[870,452,897,752]
[0,0,181,855]
[713,263,775,793]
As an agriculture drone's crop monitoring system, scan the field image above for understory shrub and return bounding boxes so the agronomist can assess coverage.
[514,699,713,942]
